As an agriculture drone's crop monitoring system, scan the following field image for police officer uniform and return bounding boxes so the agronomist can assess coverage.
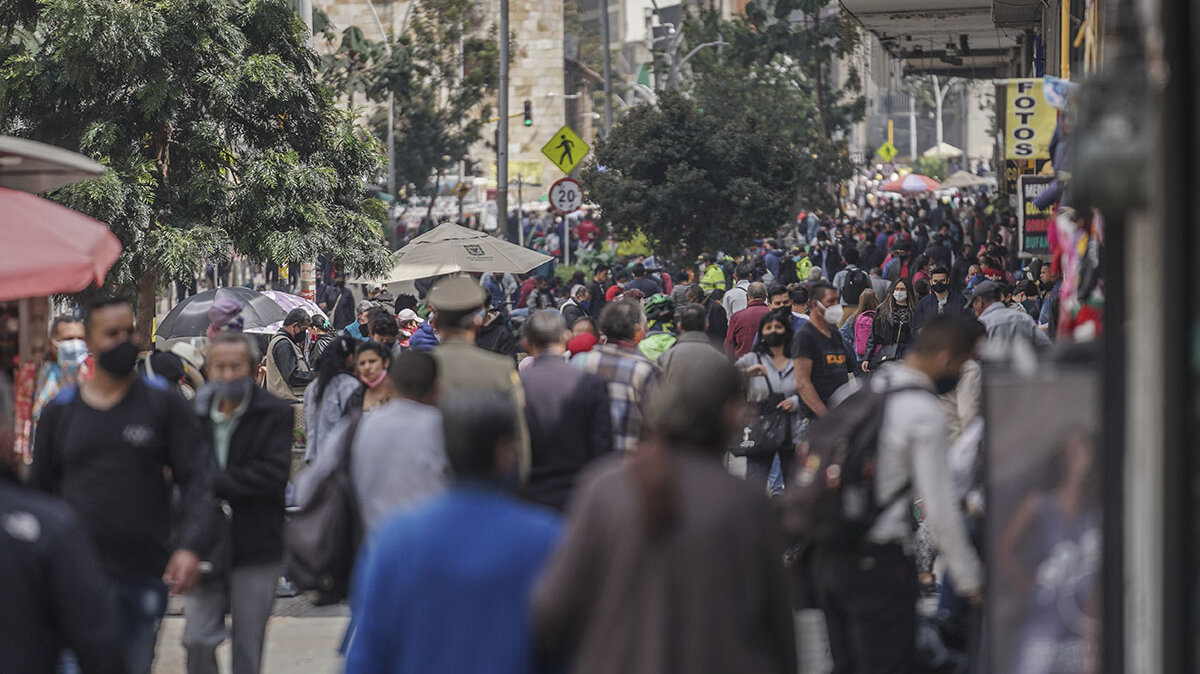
[427,277,531,477]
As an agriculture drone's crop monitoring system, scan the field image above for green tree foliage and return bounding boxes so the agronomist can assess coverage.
[914,156,949,181]
[317,0,502,203]
[583,0,864,254]
[0,0,390,336]
[582,89,805,255]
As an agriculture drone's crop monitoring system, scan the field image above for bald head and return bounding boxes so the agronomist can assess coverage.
[747,282,767,301]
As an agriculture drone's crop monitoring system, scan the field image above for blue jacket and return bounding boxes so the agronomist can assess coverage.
[409,322,440,352]
[346,488,562,674]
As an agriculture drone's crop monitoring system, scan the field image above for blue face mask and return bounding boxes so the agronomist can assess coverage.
[580,300,590,311]
[793,255,803,262]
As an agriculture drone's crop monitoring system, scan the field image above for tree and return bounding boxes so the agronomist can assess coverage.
[903,74,963,152]
[317,0,502,206]
[1,0,390,340]
[581,88,806,255]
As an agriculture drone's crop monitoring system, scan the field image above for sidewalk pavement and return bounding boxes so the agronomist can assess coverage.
[154,616,349,674]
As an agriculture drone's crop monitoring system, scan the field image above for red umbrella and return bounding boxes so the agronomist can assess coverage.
[881,173,942,193]
[0,186,122,302]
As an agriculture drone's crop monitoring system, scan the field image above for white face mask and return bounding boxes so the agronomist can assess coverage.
[822,303,844,326]
[893,290,908,303]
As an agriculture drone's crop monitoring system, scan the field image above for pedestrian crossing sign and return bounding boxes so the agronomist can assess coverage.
[541,125,589,175]
[876,141,898,162]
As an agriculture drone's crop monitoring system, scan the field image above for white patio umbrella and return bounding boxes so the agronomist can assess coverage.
[940,170,990,189]
[922,142,964,159]
[0,136,106,193]
[362,222,553,284]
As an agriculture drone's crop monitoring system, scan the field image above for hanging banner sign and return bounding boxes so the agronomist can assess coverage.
[1017,174,1055,257]
[1005,79,1057,160]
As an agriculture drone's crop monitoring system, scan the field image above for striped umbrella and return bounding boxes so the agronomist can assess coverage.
[881,173,942,193]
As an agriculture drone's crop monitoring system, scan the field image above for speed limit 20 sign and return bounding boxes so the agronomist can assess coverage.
[548,178,584,215]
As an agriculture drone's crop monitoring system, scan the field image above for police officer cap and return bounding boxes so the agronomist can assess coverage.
[428,276,488,312]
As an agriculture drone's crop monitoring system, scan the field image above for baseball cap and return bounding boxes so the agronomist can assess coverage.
[398,308,424,324]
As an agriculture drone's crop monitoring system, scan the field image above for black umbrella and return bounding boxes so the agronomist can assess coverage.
[156,287,287,340]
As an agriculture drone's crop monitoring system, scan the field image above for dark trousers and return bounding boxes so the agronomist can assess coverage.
[745,450,796,492]
[814,543,917,674]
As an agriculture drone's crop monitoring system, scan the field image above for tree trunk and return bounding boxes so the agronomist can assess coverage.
[425,169,443,224]
[136,267,158,346]
[933,75,944,151]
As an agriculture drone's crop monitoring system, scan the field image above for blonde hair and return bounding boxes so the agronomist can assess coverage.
[841,288,879,327]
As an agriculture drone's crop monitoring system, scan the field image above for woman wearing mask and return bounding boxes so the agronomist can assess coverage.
[355,341,397,413]
[533,356,796,674]
[735,309,801,491]
[303,335,360,463]
[862,278,914,372]
[838,289,879,368]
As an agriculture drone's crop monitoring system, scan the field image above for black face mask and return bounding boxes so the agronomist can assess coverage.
[760,332,787,347]
[335,282,345,290]
[931,281,949,293]
[933,374,960,395]
[291,330,307,344]
[97,340,139,377]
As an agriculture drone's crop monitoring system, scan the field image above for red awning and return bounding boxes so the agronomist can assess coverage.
[0,186,122,302]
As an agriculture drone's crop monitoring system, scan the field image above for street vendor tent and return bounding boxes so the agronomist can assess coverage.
[363,222,553,284]
[0,186,121,302]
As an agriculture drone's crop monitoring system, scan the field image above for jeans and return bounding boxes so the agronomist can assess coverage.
[61,579,168,674]
[745,450,795,495]
[183,563,280,674]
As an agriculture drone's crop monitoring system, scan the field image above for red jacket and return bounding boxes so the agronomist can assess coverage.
[724,301,770,359]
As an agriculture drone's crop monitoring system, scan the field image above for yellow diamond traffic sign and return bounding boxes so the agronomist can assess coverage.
[876,141,898,162]
[541,125,589,175]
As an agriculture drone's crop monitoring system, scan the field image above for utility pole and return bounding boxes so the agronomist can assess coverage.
[600,0,613,136]
[497,0,510,236]
[908,94,917,162]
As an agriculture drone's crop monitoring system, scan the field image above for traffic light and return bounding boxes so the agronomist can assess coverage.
[523,100,533,127]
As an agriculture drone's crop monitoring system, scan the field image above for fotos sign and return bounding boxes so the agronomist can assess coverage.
[1005,79,1057,160]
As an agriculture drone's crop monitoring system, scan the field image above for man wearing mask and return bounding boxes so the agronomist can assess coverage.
[31,296,213,674]
[29,315,89,454]
[343,301,376,341]
[185,333,292,674]
[810,317,983,674]
[970,281,1051,349]
[792,282,853,419]
[587,264,611,319]
[884,241,915,282]
[560,284,592,329]
[321,273,356,331]
[912,267,969,334]
[264,309,313,403]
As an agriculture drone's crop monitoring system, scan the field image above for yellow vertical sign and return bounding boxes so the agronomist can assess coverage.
[1005,79,1056,160]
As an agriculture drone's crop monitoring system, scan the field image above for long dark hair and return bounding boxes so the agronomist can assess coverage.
[751,308,795,358]
[314,335,357,404]
[634,357,745,539]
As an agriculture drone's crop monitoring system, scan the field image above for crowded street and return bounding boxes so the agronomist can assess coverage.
[1,0,1196,673]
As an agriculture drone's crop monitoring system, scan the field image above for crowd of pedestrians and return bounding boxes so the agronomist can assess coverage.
[1,191,1064,674]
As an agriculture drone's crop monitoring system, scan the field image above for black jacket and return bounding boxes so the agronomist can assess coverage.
[518,354,613,511]
[195,386,293,568]
[476,314,519,361]
[0,477,123,674]
[561,300,589,328]
[911,291,969,334]
[863,306,914,365]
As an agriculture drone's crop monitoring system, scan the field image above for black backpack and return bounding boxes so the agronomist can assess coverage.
[783,382,926,550]
[841,266,870,306]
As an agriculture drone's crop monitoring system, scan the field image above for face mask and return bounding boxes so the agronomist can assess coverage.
[822,303,844,325]
[55,339,88,367]
[97,340,138,377]
[212,376,252,402]
[580,300,590,311]
[360,370,388,389]
[931,282,948,294]
[335,282,345,289]
[292,329,307,344]
[933,374,960,395]
[761,332,787,347]
[893,290,908,303]
[793,255,803,262]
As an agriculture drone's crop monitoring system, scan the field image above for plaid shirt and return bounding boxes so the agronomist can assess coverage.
[573,344,661,452]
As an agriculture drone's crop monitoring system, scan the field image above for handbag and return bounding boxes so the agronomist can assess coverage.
[730,356,793,458]
[868,316,905,370]
[284,413,364,605]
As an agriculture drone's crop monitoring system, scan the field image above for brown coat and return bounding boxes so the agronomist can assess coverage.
[532,452,797,674]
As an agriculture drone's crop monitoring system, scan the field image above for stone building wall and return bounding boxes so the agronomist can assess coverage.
[315,0,569,193]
